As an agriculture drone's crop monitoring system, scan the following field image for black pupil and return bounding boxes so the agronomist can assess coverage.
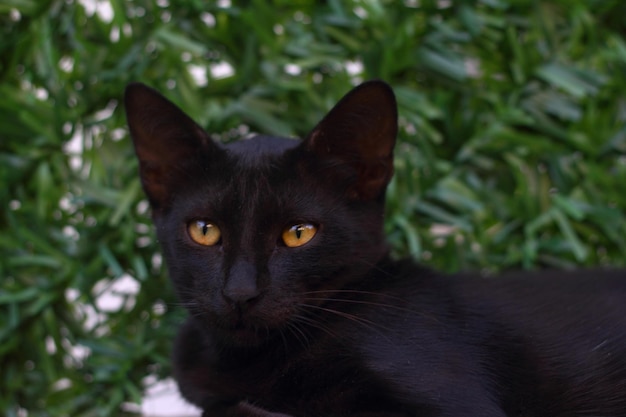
[201,223,209,235]
[295,226,303,239]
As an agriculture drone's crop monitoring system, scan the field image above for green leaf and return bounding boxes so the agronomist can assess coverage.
[536,62,604,98]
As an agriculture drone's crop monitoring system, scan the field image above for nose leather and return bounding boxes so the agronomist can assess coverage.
[223,258,260,305]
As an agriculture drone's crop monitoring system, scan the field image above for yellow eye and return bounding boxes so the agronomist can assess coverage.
[188,220,221,246]
[282,223,317,248]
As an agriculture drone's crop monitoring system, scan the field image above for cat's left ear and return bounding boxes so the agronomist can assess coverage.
[303,80,397,201]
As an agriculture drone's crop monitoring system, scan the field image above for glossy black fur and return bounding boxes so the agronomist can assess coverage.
[125,81,626,417]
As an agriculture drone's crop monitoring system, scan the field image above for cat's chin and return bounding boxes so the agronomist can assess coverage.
[208,319,278,348]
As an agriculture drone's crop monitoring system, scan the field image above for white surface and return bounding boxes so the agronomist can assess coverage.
[142,378,202,417]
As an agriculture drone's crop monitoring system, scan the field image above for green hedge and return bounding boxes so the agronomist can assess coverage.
[1,1,625,416]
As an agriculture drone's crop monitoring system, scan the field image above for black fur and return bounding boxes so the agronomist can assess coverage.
[125,81,626,417]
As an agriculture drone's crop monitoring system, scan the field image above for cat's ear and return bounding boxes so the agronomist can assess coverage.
[303,80,397,200]
[125,83,221,211]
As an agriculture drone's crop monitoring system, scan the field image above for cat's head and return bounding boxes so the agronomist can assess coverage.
[125,81,397,347]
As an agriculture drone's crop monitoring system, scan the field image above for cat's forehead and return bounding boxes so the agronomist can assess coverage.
[206,135,304,210]
[224,135,300,163]
[185,134,314,226]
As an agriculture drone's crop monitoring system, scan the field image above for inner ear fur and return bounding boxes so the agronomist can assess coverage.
[303,80,398,201]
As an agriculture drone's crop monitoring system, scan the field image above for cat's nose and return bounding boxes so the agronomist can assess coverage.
[222,285,260,306]
[223,259,260,306]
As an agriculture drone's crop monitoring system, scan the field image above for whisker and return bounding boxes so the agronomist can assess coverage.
[277,326,290,352]
[303,296,419,316]
[300,290,442,325]
[299,303,392,340]
[284,320,311,349]
[353,257,396,278]
[291,313,339,341]
[302,289,409,304]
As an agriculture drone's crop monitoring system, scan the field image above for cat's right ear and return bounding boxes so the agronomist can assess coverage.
[125,83,221,212]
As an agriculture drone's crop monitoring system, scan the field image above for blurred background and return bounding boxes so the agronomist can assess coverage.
[2,0,626,416]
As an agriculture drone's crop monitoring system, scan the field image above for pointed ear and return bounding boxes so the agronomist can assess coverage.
[303,80,397,200]
[125,83,221,212]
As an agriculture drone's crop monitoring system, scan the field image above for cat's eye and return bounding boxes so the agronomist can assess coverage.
[282,223,317,248]
[188,220,221,246]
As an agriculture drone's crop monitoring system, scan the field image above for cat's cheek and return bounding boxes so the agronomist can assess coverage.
[168,250,226,316]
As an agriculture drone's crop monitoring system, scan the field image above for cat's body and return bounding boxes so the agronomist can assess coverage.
[125,81,626,417]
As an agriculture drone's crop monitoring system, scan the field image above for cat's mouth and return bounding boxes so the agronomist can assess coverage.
[217,320,272,346]
[198,295,295,346]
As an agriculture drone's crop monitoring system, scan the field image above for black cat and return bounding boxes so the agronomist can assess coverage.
[125,80,626,417]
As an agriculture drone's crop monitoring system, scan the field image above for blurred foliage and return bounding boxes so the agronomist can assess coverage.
[1,0,625,416]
